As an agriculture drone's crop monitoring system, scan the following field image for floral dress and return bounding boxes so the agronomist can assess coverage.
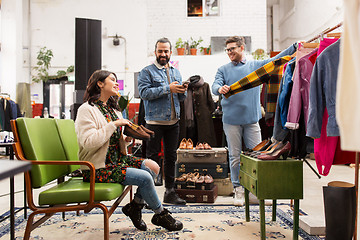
[82,100,143,183]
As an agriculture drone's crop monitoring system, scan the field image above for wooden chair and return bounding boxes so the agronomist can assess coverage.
[10,118,132,240]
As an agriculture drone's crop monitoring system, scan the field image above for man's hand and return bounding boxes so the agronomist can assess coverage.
[170,81,186,93]
[218,85,230,95]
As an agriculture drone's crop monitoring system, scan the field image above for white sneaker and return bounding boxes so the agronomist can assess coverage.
[234,187,245,206]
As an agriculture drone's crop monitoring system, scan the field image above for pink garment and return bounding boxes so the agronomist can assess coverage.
[313,38,355,176]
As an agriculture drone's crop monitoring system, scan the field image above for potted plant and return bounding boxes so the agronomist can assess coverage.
[251,48,269,60]
[200,44,211,55]
[32,47,74,83]
[189,37,203,55]
[175,38,185,55]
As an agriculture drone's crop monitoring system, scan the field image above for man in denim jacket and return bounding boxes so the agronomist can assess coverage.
[138,38,187,205]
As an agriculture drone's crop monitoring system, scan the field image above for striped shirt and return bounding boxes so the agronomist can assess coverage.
[224,56,292,114]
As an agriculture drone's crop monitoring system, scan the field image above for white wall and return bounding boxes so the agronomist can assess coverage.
[270,0,343,49]
[1,0,270,108]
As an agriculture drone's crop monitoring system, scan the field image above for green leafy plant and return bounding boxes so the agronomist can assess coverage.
[32,47,74,83]
[175,38,185,49]
[189,37,203,49]
[251,48,269,60]
[200,44,211,54]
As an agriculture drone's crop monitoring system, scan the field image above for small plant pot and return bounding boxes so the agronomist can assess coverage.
[177,48,185,55]
[190,48,197,55]
[203,48,211,55]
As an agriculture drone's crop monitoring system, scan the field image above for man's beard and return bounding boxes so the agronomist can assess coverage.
[156,56,169,66]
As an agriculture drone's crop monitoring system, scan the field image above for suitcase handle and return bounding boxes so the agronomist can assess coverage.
[193,153,211,158]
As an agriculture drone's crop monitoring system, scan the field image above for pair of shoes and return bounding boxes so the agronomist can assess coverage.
[179,138,193,149]
[122,201,147,231]
[163,190,186,205]
[195,142,212,150]
[124,123,151,141]
[140,125,155,138]
[154,172,163,186]
[204,174,214,183]
[234,186,245,206]
[151,208,183,231]
[175,173,188,182]
[257,141,291,160]
[250,140,281,157]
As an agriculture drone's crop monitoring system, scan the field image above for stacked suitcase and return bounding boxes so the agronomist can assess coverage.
[175,147,231,203]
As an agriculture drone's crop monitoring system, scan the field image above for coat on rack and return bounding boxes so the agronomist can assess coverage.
[179,75,216,147]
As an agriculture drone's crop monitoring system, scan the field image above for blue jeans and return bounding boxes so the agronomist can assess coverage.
[122,160,162,211]
[223,122,261,188]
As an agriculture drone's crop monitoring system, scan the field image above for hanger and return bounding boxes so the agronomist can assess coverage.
[326,32,341,38]
[307,22,343,43]
[302,42,320,48]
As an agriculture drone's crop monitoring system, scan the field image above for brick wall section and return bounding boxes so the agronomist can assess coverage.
[146,0,267,55]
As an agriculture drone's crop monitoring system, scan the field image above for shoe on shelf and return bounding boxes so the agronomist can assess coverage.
[122,200,147,231]
[179,138,187,149]
[175,173,188,182]
[257,141,291,160]
[154,172,163,186]
[151,208,183,231]
[252,139,270,151]
[234,186,245,206]
[186,138,193,149]
[204,174,214,184]
[163,190,186,205]
[195,174,205,184]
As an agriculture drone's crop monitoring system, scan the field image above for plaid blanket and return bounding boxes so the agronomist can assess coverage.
[224,56,292,114]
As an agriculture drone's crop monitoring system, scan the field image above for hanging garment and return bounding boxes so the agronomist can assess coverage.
[336,0,360,151]
[307,39,354,176]
[224,56,292,118]
[286,48,318,130]
[307,38,340,138]
[180,76,216,146]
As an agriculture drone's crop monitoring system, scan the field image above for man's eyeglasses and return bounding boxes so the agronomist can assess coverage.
[225,46,240,53]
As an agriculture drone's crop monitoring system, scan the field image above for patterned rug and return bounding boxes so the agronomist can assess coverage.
[0,204,323,240]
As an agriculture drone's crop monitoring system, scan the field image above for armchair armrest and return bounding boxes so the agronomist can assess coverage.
[27,160,96,204]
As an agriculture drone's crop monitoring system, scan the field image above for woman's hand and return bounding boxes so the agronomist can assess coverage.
[125,136,133,142]
[114,118,131,127]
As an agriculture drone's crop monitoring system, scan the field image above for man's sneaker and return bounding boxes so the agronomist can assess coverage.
[151,208,183,231]
[163,191,186,205]
[234,186,245,206]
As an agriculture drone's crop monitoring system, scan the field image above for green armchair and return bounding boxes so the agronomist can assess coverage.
[10,118,132,240]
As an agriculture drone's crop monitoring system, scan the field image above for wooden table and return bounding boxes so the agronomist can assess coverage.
[0,143,31,240]
[239,154,303,240]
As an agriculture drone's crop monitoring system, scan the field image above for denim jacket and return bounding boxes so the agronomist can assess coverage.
[138,62,186,121]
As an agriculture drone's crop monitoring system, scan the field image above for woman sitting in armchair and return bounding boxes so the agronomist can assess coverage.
[75,70,183,231]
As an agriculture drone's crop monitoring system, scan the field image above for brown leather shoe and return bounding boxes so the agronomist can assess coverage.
[124,124,150,141]
[140,125,155,138]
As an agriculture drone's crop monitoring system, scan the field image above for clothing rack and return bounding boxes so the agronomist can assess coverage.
[306,22,343,43]
[307,21,358,240]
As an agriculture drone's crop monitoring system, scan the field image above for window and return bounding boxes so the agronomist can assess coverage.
[187,0,219,17]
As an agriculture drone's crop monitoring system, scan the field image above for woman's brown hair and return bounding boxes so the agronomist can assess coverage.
[83,70,120,110]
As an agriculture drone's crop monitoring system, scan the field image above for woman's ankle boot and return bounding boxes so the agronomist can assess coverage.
[151,208,183,231]
[122,200,147,231]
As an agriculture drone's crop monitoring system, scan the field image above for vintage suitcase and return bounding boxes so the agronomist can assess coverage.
[175,162,229,179]
[214,177,233,196]
[176,147,228,163]
[175,185,218,203]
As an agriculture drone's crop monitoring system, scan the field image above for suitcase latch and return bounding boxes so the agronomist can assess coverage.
[216,165,223,173]
[179,164,185,172]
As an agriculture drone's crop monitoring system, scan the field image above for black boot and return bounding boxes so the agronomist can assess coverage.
[323,181,356,240]
[155,172,163,186]
[151,208,183,231]
[163,189,186,205]
[122,201,147,231]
